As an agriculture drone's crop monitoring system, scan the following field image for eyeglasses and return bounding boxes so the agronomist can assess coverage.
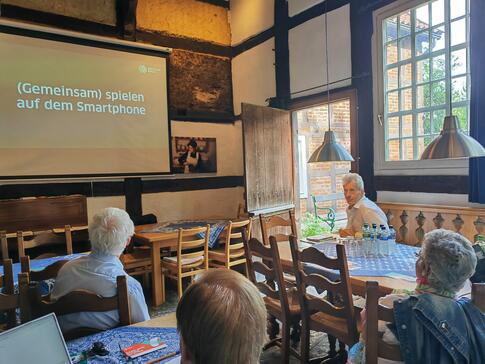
[414,250,423,260]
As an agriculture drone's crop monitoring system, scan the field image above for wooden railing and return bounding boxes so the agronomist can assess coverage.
[378,202,485,246]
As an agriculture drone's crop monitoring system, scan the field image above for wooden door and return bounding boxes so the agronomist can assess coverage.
[242,103,294,214]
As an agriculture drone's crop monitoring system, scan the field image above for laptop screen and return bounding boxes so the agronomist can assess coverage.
[0,313,72,364]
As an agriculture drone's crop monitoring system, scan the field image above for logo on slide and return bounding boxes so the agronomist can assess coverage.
[138,64,148,74]
[138,64,161,74]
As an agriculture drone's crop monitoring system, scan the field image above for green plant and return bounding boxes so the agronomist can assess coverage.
[300,212,331,238]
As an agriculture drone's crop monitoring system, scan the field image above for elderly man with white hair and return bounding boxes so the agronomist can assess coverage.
[51,207,150,333]
[339,173,388,237]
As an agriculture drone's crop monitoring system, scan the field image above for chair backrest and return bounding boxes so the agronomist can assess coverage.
[27,274,131,340]
[1,259,15,327]
[472,282,485,312]
[0,195,87,259]
[224,219,252,256]
[289,235,358,345]
[15,224,75,260]
[259,209,297,245]
[0,262,30,328]
[365,281,403,364]
[177,225,210,272]
[20,256,69,281]
[244,236,291,316]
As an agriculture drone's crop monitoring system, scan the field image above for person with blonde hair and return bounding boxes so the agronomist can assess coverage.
[176,269,267,364]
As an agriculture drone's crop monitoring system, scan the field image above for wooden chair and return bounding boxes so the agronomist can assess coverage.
[26,274,131,340]
[1,259,16,328]
[0,195,88,260]
[161,225,210,298]
[365,281,402,364]
[472,282,485,312]
[244,236,300,363]
[290,235,359,363]
[209,219,252,271]
[121,246,153,289]
[0,261,30,329]
[260,209,297,246]
[16,225,75,260]
[20,256,68,281]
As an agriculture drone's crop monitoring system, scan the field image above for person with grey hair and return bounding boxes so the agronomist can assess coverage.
[51,207,150,333]
[348,229,484,364]
[339,173,388,237]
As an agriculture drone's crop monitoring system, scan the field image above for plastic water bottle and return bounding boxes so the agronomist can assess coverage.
[362,223,371,257]
[379,225,389,256]
[388,225,396,254]
[370,223,378,256]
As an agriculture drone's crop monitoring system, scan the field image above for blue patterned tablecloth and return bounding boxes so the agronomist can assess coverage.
[0,253,85,284]
[312,242,418,279]
[141,220,227,249]
[67,326,180,363]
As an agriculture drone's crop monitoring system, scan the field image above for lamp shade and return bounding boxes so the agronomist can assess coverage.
[420,116,485,159]
[308,130,354,163]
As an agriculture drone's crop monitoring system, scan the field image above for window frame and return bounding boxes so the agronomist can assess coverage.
[297,135,308,199]
[373,0,469,176]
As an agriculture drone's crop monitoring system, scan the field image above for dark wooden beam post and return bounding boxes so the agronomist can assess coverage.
[124,178,142,221]
[269,0,290,109]
[116,0,138,41]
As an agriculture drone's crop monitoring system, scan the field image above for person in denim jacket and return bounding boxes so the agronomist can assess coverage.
[349,229,484,364]
[393,229,484,364]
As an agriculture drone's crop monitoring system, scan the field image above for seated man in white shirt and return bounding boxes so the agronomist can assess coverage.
[339,173,388,237]
[51,207,150,333]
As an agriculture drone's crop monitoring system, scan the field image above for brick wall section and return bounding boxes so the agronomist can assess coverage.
[296,99,351,220]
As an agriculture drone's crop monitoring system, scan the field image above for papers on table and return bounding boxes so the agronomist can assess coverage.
[305,233,336,242]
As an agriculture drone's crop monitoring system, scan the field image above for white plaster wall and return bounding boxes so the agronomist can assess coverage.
[142,186,245,222]
[87,196,125,221]
[229,0,274,45]
[171,120,243,176]
[289,5,351,98]
[288,0,322,17]
[232,38,276,115]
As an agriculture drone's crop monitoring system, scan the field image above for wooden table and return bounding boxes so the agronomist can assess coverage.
[277,241,416,297]
[135,222,416,305]
[132,312,177,328]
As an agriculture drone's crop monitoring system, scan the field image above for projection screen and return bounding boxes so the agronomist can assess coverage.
[0,21,171,178]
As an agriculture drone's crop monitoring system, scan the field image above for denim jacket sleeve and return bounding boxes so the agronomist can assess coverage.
[393,294,485,364]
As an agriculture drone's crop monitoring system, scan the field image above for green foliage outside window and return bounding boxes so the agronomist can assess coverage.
[300,212,331,238]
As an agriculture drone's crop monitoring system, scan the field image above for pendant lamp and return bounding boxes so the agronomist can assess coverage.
[420,115,485,159]
[420,21,485,159]
[307,1,354,163]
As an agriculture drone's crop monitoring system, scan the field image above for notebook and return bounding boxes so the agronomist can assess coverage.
[0,313,72,364]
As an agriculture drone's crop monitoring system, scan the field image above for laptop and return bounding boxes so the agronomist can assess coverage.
[0,313,72,364]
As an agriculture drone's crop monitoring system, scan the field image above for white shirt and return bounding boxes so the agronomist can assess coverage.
[51,252,150,333]
[345,196,388,233]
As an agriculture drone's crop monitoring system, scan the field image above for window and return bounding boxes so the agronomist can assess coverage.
[293,94,354,220]
[374,0,470,174]
[298,135,308,198]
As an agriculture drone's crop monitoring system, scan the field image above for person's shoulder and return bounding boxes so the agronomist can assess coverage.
[57,255,88,273]
[125,274,144,293]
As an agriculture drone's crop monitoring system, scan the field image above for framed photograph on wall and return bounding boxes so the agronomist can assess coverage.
[171,137,217,174]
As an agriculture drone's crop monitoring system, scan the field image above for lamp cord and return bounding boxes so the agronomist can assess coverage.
[325,0,331,132]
